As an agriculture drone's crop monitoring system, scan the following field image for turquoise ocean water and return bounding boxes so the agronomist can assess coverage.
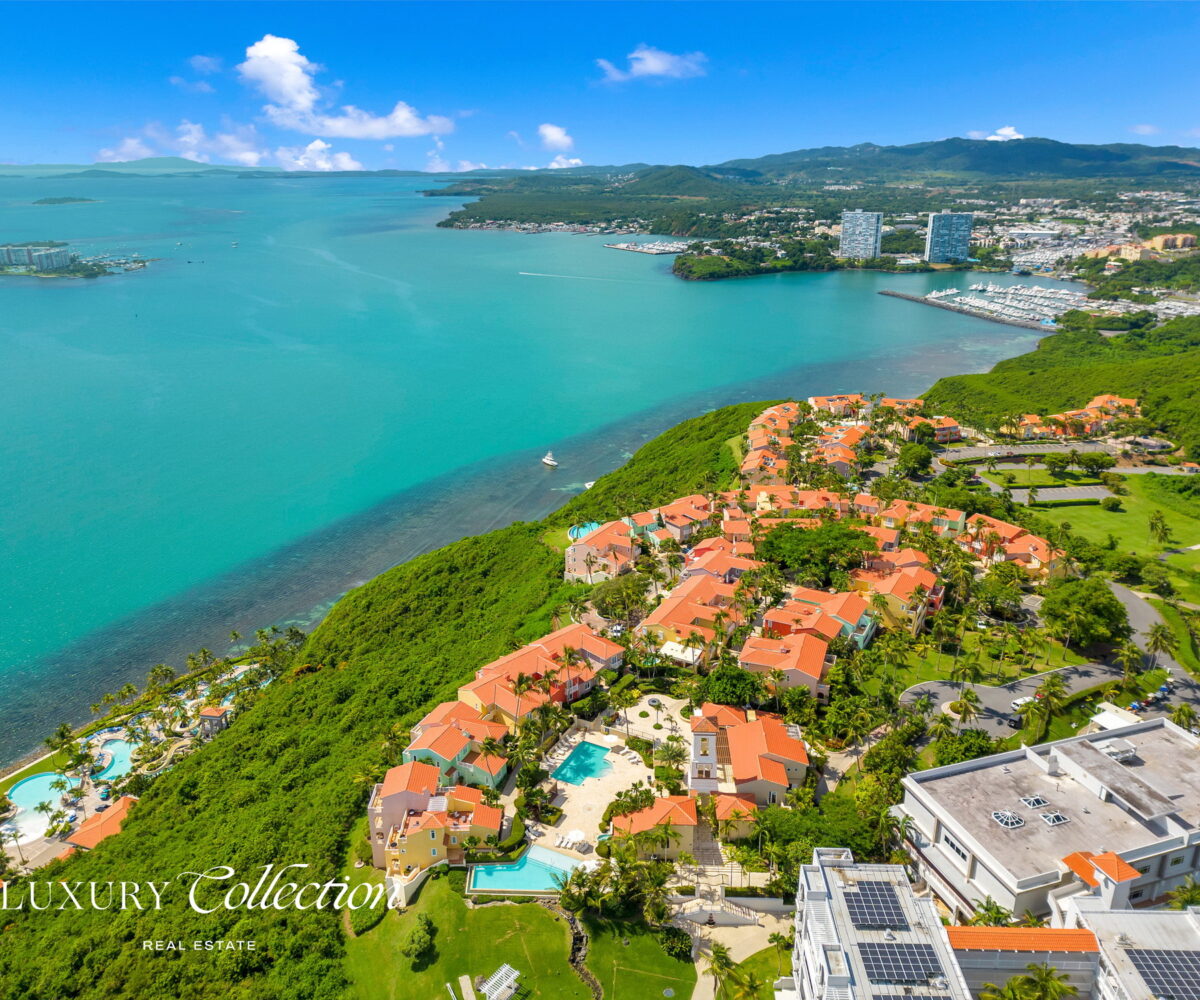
[0,174,1055,763]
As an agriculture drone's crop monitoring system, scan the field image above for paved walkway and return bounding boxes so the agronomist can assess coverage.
[898,583,1191,738]
[687,906,791,1000]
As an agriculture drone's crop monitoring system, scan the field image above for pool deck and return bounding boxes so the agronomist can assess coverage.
[529,736,655,855]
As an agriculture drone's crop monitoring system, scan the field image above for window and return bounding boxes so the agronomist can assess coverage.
[1020,795,1048,809]
[431,849,438,858]
[944,835,968,862]
[993,811,1025,829]
[430,831,436,840]
[450,837,457,845]
[1171,857,1185,867]
[1130,889,1144,900]
[1040,812,1069,827]
[1137,865,1150,875]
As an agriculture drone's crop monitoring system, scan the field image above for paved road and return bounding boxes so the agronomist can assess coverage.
[1010,484,1112,503]
[899,583,1193,738]
[942,442,1115,462]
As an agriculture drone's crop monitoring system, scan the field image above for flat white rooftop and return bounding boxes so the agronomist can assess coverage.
[901,720,1200,881]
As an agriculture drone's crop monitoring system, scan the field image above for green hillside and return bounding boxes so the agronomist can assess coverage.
[0,402,762,1000]
[924,315,1200,457]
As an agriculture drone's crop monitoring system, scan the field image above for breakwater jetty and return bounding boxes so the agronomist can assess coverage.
[878,289,1052,331]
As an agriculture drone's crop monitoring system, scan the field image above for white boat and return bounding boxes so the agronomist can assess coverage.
[541,451,559,468]
[584,481,595,489]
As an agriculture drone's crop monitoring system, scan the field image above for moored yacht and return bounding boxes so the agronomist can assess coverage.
[541,451,558,467]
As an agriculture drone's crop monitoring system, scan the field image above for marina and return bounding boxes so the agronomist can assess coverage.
[603,240,690,254]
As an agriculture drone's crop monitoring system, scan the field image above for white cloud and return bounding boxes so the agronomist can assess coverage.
[98,120,268,167]
[97,136,155,162]
[237,34,451,139]
[547,155,583,169]
[966,130,988,140]
[538,123,574,151]
[506,130,525,147]
[189,54,222,75]
[237,34,321,113]
[985,125,1024,141]
[275,139,362,171]
[1130,123,1160,136]
[169,76,215,94]
[456,159,487,172]
[597,44,707,82]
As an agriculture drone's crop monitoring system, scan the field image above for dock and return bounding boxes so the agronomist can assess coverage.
[603,241,689,255]
[878,289,1053,331]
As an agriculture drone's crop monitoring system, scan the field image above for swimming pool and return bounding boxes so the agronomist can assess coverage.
[552,741,614,786]
[94,738,135,779]
[5,772,79,843]
[467,844,582,894]
[568,521,602,541]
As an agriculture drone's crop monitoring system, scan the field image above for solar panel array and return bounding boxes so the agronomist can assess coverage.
[844,880,910,930]
[874,995,952,1000]
[1128,948,1200,1000]
[858,942,944,984]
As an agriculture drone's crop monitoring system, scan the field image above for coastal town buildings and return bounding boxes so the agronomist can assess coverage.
[838,210,882,259]
[924,210,975,263]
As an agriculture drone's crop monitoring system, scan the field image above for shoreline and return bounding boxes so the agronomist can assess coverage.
[0,273,1049,769]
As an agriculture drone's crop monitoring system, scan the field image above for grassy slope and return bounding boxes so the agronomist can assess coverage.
[346,878,587,1000]
[0,403,758,1000]
[924,317,1200,458]
[583,916,697,1000]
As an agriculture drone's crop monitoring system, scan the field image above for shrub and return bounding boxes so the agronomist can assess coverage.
[349,899,387,936]
[399,913,435,963]
[353,837,373,865]
[446,868,468,896]
[1100,496,1123,511]
[638,710,649,718]
[657,925,693,961]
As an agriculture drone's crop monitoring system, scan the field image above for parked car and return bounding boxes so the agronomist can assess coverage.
[1011,695,1034,712]
[1005,714,1023,730]
[95,803,110,812]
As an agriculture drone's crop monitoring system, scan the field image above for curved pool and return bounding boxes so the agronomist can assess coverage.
[4,771,79,844]
[94,738,135,779]
[552,741,614,786]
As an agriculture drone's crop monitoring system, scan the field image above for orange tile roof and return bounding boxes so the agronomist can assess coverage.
[1091,851,1140,883]
[612,795,698,836]
[726,715,808,786]
[381,760,441,799]
[198,705,230,718]
[1061,851,1100,887]
[945,926,1099,953]
[66,796,137,851]
[713,794,758,822]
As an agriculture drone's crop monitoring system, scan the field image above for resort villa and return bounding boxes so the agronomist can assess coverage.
[1002,394,1140,440]
[612,795,698,860]
[368,761,503,896]
[403,702,510,789]
[687,702,809,805]
[197,704,232,739]
[62,795,138,854]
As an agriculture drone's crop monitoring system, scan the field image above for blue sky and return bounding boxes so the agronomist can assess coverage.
[2,1,1198,170]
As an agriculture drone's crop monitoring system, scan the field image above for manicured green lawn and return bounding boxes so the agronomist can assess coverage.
[0,750,70,797]
[1150,600,1200,676]
[725,434,745,469]
[346,874,588,1000]
[719,943,793,998]
[1041,669,1169,743]
[584,915,697,1000]
[541,525,573,553]
[981,468,1101,489]
[862,630,1086,698]
[1057,475,1200,554]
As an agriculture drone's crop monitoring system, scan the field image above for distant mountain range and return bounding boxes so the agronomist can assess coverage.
[710,137,1200,179]
[6,138,1200,184]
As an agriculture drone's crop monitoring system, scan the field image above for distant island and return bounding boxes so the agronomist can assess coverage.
[32,196,97,205]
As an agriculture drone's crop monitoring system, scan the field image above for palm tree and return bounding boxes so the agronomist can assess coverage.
[1149,509,1171,547]
[955,687,981,732]
[4,828,26,866]
[929,713,955,743]
[1172,702,1198,731]
[1146,622,1178,669]
[980,978,1033,1000]
[729,971,767,998]
[1169,874,1200,910]
[767,931,791,977]
[1018,962,1078,1000]
[705,942,736,997]
[1116,641,1144,687]
[969,896,1013,926]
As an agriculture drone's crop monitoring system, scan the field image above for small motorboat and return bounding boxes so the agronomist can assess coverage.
[541,451,559,468]
[584,481,595,489]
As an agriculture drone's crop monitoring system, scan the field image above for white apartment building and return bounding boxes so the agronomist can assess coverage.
[839,210,883,259]
[774,848,972,1000]
[894,719,1200,924]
